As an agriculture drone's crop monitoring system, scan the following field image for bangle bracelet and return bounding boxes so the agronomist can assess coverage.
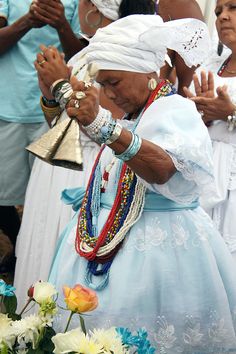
[42,96,57,107]
[105,123,123,145]
[115,132,142,161]
[50,79,70,96]
[40,96,61,126]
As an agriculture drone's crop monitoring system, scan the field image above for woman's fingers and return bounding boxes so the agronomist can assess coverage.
[193,73,202,96]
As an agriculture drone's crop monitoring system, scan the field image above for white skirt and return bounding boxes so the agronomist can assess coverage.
[14,133,100,310]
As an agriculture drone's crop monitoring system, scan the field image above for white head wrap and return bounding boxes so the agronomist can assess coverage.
[90,0,122,21]
[77,14,211,74]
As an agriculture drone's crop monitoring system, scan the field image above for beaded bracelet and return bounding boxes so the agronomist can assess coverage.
[115,132,142,161]
[83,107,112,142]
[83,106,123,144]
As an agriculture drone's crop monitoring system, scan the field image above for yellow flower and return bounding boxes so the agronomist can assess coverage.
[92,327,125,353]
[63,284,98,313]
[52,328,102,354]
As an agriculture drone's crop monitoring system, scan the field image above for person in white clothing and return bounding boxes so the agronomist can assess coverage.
[184,0,236,262]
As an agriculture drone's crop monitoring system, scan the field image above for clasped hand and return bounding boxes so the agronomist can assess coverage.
[29,0,67,30]
[66,77,100,127]
[183,71,235,123]
[35,44,71,99]
[35,45,99,126]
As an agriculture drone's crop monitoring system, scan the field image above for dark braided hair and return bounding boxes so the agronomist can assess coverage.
[119,0,156,18]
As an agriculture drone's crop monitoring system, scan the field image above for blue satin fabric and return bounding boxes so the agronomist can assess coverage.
[61,187,199,212]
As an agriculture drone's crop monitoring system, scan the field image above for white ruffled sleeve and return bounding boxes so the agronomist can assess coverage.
[135,94,214,204]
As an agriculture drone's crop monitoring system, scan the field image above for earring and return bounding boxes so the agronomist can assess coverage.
[85,9,103,28]
[148,78,157,91]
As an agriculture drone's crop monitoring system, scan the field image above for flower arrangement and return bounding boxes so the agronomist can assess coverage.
[0,279,155,354]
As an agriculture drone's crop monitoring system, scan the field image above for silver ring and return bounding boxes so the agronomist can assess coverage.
[75,91,86,100]
[199,110,204,118]
[74,100,80,109]
[38,59,46,66]
[84,81,92,89]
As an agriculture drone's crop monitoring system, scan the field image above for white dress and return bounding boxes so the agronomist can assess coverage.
[49,95,236,353]
[14,56,101,310]
[196,55,236,261]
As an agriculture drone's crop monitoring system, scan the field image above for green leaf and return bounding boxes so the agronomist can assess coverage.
[3,294,17,315]
[38,326,56,353]
[27,348,44,354]
[8,313,21,321]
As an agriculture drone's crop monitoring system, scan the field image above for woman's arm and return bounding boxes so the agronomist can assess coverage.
[109,129,176,184]
[159,0,204,96]
[66,78,176,185]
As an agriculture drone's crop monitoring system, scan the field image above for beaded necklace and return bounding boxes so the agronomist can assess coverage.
[218,55,236,76]
[75,80,176,289]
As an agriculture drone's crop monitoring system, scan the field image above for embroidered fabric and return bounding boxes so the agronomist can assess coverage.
[49,81,236,353]
[53,308,236,354]
[140,18,211,68]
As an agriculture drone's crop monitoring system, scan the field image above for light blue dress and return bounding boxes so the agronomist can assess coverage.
[49,95,236,353]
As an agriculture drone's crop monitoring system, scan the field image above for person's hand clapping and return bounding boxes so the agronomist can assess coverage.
[25,1,46,28]
[183,70,236,123]
[30,0,67,31]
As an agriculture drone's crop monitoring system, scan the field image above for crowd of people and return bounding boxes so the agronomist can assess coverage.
[1,0,236,352]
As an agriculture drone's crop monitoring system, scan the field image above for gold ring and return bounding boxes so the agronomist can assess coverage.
[38,59,46,66]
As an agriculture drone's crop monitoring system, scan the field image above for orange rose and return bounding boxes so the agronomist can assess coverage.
[63,284,98,313]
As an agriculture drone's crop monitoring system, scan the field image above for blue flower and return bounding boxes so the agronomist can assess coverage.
[116,327,156,353]
[0,279,16,296]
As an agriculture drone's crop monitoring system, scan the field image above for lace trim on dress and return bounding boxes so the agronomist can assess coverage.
[53,308,236,354]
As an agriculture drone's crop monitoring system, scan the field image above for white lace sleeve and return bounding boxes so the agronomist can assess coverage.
[135,94,214,204]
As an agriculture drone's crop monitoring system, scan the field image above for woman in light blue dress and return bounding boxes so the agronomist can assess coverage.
[49,15,236,353]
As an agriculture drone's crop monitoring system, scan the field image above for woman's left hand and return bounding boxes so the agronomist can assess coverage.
[66,76,100,126]
[34,44,71,89]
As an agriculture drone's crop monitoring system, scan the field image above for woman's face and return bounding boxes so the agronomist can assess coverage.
[96,70,154,114]
[215,0,236,48]
[79,0,100,37]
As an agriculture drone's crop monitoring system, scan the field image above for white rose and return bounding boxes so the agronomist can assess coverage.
[33,281,57,304]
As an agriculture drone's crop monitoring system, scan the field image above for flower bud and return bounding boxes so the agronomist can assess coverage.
[33,281,57,304]
[27,285,34,299]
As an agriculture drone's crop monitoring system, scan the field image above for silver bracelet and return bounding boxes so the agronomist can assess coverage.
[227,112,236,132]
[105,123,123,145]
[50,79,69,96]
